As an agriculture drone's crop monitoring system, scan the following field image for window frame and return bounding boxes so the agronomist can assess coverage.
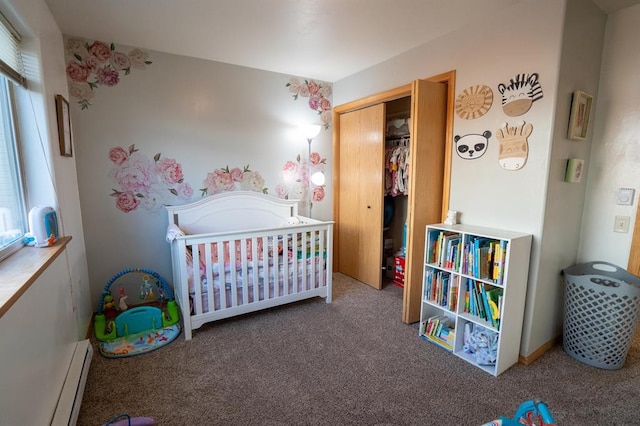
[0,74,27,262]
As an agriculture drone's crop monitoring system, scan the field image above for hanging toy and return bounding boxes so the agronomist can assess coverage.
[103,293,117,319]
[139,274,155,301]
[157,281,166,303]
[118,287,128,311]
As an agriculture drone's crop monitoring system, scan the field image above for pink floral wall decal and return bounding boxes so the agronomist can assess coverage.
[201,165,268,196]
[276,152,326,204]
[109,144,193,213]
[65,38,152,109]
[286,78,332,129]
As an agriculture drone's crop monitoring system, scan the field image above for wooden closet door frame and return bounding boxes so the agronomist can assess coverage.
[628,205,640,277]
[332,70,456,322]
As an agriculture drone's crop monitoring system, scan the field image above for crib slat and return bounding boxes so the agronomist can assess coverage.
[302,231,308,291]
[282,234,288,294]
[318,228,326,289]
[311,229,317,290]
[216,240,226,310]
[229,239,238,308]
[273,235,280,298]
[291,231,298,294]
[204,243,214,313]
[240,238,248,306]
[192,243,203,315]
[251,237,259,301]
[263,236,270,299]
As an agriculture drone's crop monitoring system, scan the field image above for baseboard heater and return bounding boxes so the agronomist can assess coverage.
[51,339,94,426]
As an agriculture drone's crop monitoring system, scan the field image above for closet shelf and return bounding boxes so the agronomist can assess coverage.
[386,135,411,146]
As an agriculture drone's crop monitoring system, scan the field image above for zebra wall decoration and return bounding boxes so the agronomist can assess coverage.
[497,73,543,117]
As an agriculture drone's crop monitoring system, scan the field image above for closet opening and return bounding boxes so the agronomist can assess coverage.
[332,70,455,324]
[383,97,411,289]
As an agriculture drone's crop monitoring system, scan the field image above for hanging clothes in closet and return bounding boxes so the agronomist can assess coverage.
[385,134,410,197]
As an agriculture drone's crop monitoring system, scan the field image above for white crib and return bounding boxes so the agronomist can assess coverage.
[166,191,333,340]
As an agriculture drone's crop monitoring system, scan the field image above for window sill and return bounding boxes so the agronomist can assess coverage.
[0,236,72,319]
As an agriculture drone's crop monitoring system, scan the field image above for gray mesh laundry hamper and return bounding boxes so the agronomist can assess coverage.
[563,261,640,369]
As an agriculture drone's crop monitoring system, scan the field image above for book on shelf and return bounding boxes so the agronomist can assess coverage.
[428,230,441,264]
[492,241,501,282]
[422,316,456,351]
[433,231,460,268]
[447,275,459,311]
[498,240,508,285]
[423,333,454,351]
[464,288,470,313]
[486,287,503,329]
[479,283,495,328]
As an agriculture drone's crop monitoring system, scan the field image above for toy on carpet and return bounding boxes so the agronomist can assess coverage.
[94,267,180,358]
[482,400,556,426]
[104,413,156,426]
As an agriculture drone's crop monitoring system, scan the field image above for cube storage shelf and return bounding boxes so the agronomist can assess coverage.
[419,224,532,376]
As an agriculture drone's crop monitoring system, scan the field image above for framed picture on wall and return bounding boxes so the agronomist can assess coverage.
[567,90,593,141]
[55,94,73,157]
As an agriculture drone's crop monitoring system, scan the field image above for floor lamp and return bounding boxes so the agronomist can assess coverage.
[299,124,322,217]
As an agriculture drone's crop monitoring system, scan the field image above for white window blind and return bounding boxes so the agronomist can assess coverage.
[0,12,26,88]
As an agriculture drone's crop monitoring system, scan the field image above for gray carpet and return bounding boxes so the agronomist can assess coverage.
[78,273,640,425]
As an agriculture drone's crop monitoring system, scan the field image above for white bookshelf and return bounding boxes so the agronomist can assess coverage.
[419,224,532,376]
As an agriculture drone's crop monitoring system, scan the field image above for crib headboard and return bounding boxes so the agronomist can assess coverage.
[166,191,300,235]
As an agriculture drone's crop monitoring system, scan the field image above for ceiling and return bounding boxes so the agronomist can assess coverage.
[44,0,640,83]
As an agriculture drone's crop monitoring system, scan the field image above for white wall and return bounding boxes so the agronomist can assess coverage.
[578,4,640,266]
[526,0,606,355]
[2,0,92,338]
[0,254,77,424]
[0,0,92,421]
[66,43,333,307]
[334,0,567,356]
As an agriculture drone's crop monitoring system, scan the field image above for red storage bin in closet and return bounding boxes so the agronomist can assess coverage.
[394,255,405,288]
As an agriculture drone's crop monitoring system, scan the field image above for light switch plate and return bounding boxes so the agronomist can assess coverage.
[614,216,630,233]
[616,188,635,206]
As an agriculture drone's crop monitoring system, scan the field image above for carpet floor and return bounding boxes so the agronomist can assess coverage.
[78,273,640,425]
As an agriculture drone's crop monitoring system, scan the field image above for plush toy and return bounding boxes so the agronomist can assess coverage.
[103,293,116,319]
[286,216,301,225]
[444,210,458,226]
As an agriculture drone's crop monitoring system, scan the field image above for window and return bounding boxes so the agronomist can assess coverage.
[0,74,26,260]
[0,11,27,261]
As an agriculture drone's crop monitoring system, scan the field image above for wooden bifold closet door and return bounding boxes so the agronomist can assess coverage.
[337,103,385,289]
[334,75,452,323]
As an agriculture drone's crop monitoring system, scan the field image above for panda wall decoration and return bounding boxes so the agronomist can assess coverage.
[454,131,491,160]
[498,73,543,117]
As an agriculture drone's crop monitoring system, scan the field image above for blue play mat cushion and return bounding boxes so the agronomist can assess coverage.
[99,323,181,358]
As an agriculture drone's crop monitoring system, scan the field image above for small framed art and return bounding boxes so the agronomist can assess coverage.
[564,158,585,183]
[55,94,73,157]
[567,90,593,141]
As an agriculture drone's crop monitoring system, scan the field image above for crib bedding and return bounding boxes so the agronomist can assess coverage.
[166,191,333,340]
[190,259,327,312]
[186,234,327,312]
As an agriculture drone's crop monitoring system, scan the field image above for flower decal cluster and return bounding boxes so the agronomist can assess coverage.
[276,152,326,204]
[109,145,193,213]
[286,79,333,129]
[201,165,267,196]
[65,38,152,109]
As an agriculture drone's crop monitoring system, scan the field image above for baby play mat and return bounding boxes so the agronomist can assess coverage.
[94,268,181,358]
[99,321,181,358]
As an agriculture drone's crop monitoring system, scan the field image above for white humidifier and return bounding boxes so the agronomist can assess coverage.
[27,206,59,247]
